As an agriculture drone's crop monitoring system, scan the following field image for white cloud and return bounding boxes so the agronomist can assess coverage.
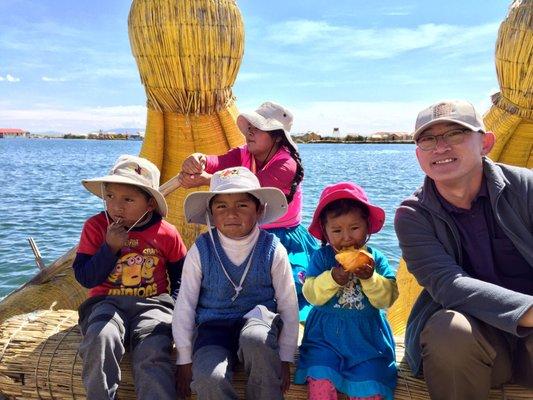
[0,74,21,82]
[290,98,493,135]
[42,76,67,82]
[0,105,147,133]
[291,101,425,135]
[266,21,499,60]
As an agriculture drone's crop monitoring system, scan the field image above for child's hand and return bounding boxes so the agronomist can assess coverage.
[281,361,291,393]
[353,263,374,280]
[176,363,193,398]
[331,265,350,286]
[106,220,128,254]
[182,153,206,175]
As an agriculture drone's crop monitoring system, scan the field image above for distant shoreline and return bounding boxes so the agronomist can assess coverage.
[4,137,414,144]
[299,140,414,144]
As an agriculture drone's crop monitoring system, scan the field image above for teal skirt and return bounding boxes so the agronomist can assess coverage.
[266,224,320,321]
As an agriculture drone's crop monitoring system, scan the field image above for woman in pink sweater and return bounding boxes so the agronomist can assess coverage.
[177,101,319,321]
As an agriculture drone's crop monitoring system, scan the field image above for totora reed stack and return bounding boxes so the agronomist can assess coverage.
[128,0,246,245]
[484,0,533,168]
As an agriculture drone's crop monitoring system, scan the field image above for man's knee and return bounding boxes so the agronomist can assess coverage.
[421,309,478,360]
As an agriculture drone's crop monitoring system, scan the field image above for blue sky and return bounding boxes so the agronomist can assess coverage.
[0,0,509,135]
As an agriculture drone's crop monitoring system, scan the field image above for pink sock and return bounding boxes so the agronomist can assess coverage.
[307,378,337,400]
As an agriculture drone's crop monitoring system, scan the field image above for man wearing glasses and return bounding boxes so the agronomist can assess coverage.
[394,100,533,400]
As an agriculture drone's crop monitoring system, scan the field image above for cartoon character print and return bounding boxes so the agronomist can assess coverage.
[140,255,159,284]
[334,275,365,310]
[108,253,159,287]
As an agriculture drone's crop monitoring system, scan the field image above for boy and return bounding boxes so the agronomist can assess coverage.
[172,166,299,400]
[74,154,186,400]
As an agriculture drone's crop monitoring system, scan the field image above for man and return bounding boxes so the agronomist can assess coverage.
[394,99,533,400]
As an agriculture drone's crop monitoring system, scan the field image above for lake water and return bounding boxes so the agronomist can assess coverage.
[0,139,425,299]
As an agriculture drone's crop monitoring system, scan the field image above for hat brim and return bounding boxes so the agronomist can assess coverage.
[308,189,385,241]
[184,186,288,226]
[237,114,298,151]
[413,118,485,141]
[82,176,168,217]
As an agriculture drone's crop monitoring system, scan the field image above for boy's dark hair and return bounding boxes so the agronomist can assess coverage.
[319,199,370,245]
[268,129,304,205]
[208,193,261,213]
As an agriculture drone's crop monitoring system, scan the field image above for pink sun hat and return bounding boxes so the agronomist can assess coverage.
[308,182,385,240]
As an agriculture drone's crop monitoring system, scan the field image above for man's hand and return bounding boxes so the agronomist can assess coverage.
[106,219,128,254]
[353,263,374,280]
[281,361,291,393]
[331,265,350,286]
[176,363,193,399]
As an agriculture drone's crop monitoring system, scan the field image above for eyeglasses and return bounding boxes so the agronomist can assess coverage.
[416,129,473,151]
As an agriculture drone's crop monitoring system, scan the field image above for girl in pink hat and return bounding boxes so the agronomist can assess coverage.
[175,101,319,321]
[294,182,398,400]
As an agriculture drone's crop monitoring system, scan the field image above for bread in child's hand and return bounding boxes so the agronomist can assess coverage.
[335,247,374,273]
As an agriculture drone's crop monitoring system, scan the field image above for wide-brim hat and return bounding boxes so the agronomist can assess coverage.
[309,182,385,240]
[82,154,168,217]
[413,99,485,141]
[184,167,288,226]
[237,101,298,151]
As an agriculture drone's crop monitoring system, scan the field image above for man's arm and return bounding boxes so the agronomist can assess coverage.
[395,202,533,335]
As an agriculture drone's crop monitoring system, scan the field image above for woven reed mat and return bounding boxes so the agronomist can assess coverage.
[1,310,532,399]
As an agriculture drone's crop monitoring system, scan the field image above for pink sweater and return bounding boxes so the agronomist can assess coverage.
[205,145,302,229]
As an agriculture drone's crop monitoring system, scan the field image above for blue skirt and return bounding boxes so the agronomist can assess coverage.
[266,224,319,321]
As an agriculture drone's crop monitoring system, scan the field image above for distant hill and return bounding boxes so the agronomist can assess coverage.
[106,128,144,135]
[34,130,64,136]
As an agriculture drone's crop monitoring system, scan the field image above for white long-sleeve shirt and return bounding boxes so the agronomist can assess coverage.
[172,226,299,364]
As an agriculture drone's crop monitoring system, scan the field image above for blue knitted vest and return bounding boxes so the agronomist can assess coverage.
[195,229,278,324]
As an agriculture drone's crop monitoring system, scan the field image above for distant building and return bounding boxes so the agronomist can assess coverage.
[0,128,30,138]
[332,127,340,138]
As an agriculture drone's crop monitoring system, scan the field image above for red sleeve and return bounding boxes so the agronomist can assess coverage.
[162,222,187,263]
[78,215,106,255]
[204,147,242,173]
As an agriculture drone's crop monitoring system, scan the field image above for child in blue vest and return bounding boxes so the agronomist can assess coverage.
[172,166,299,400]
[294,182,398,400]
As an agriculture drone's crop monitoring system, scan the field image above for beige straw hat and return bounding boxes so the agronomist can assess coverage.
[184,167,287,225]
[82,154,168,217]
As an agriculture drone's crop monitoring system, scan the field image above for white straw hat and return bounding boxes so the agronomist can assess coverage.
[237,101,298,151]
[184,167,288,225]
[82,155,168,217]
[413,100,485,140]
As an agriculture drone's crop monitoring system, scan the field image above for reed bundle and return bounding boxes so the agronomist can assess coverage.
[484,0,533,167]
[1,310,531,399]
[386,260,422,336]
[129,0,246,246]
[0,248,85,326]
